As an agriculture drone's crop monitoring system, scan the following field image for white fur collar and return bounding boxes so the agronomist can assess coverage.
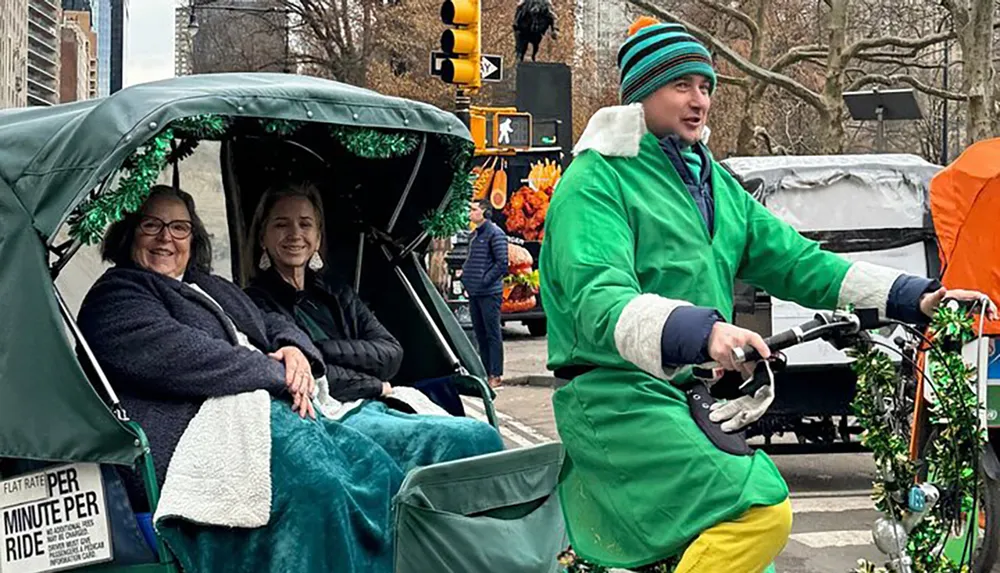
[572,104,648,158]
[571,104,714,157]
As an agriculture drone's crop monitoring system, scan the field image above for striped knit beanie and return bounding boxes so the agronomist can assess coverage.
[618,16,717,105]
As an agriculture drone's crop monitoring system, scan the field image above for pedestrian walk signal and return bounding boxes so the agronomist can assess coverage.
[493,112,532,149]
[439,0,481,92]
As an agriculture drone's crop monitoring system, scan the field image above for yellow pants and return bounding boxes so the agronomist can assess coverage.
[675,498,793,573]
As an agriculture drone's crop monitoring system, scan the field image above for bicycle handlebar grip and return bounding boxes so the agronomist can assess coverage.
[942,297,982,313]
[732,317,828,364]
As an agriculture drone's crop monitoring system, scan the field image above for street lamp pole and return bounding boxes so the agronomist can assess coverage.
[936,14,951,165]
[941,40,949,165]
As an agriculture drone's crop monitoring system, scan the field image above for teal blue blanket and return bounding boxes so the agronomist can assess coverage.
[157,398,503,573]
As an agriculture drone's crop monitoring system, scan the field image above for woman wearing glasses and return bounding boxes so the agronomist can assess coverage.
[77,185,406,572]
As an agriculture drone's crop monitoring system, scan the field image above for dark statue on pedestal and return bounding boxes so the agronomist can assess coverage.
[513,0,559,62]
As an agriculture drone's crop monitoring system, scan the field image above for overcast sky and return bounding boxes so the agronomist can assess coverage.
[124,0,177,87]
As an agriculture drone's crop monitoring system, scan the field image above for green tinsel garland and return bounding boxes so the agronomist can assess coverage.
[558,547,678,573]
[260,118,304,136]
[421,134,475,239]
[69,114,230,245]
[852,305,983,573]
[330,126,420,159]
[173,114,229,139]
[69,112,473,244]
[69,128,175,245]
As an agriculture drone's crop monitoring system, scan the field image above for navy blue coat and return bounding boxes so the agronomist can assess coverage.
[461,220,509,296]
[77,266,323,508]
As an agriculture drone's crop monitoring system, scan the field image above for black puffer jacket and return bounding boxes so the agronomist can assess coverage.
[246,269,404,401]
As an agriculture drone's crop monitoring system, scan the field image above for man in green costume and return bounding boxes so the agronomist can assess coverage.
[540,16,986,573]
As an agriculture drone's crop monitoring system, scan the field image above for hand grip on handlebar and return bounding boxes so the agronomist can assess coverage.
[942,296,988,313]
[732,317,829,365]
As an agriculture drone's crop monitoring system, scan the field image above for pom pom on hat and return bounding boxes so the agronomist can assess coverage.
[628,16,661,37]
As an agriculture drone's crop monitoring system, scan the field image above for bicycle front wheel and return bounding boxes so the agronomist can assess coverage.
[918,428,1000,572]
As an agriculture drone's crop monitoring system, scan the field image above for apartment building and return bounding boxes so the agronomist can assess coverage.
[60,13,91,102]
[1,0,29,108]
[27,0,61,106]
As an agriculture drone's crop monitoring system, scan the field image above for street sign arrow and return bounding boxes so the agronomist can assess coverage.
[481,54,503,82]
[430,52,503,83]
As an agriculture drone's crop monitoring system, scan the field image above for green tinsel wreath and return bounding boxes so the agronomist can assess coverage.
[852,305,983,573]
[557,304,984,573]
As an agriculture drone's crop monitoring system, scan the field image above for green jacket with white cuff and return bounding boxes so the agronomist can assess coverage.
[539,103,915,568]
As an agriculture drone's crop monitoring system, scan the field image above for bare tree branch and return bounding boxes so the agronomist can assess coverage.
[718,73,749,86]
[768,44,829,72]
[939,0,967,28]
[848,73,969,100]
[627,0,825,110]
[694,0,759,41]
[847,29,955,57]
[853,54,964,68]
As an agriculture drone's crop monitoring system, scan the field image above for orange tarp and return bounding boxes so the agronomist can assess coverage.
[930,137,1000,335]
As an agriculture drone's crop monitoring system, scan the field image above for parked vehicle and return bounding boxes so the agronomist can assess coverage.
[720,153,941,451]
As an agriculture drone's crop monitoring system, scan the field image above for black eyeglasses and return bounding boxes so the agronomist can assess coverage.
[138,216,194,240]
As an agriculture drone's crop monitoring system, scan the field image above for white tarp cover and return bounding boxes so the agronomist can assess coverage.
[721,153,942,366]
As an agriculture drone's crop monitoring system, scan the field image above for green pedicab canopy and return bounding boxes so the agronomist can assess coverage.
[0,73,474,467]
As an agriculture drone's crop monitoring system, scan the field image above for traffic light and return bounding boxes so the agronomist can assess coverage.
[439,0,481,92]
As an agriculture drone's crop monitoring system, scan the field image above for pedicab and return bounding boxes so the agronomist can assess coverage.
[0,73,567,573]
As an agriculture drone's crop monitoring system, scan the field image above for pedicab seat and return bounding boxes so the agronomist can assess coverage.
[392,442,567,573]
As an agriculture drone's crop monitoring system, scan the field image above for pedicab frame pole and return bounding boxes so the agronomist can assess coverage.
[380,244,500,429]
[54,285,174,562]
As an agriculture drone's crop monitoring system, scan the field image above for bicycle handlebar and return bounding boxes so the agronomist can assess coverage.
[732,309,876,365]
[731,296,986,366]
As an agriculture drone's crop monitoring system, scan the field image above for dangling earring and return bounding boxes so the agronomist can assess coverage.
[308,252,324,271]
[259,251,271,270]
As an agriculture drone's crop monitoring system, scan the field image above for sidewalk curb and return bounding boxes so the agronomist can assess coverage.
[504,375,568,389]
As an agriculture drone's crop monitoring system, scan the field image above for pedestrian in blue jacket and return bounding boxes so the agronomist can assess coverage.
[461,199,509,388]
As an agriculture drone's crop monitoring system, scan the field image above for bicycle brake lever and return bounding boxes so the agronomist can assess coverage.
[827,329,871,351]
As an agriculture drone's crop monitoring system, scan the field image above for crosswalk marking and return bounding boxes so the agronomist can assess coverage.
[789,494,878,550]
[461,396,540,447]
[789,530,874,548]
[791,495,874,513]
[483,400,556,445]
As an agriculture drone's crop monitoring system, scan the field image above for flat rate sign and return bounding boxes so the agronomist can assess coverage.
[1,464,112,573]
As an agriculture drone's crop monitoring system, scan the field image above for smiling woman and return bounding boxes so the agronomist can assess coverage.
[100,185,212,278]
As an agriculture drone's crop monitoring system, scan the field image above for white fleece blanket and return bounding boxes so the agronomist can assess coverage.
[153,389,273,529]
[152,376,359,529]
